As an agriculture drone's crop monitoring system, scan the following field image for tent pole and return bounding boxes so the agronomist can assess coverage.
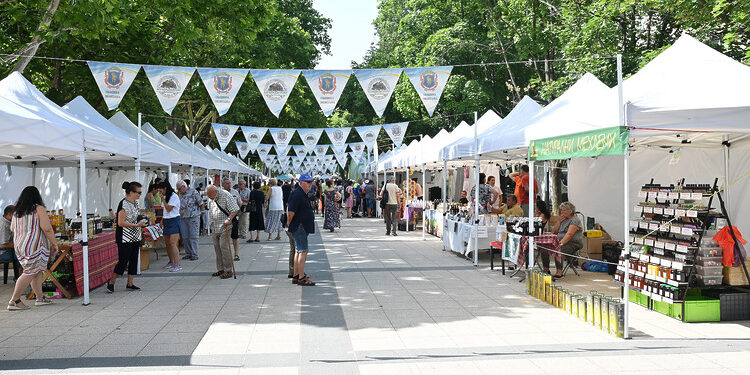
[617,53,631,340]
[442,157,447,251]
[473,111,479,267]
[405,166,410,233]
[31,162,36,186]
[190,135,195,183]
[528,160,535,270]
[168,164,172,184]
[136,113,142,183]
[80,134,90,306]
[723,135,730,208]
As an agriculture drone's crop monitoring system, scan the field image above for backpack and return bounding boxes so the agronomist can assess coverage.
[380,185,389,209]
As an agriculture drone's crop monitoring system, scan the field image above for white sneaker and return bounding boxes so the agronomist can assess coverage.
[169,265,183,272]
[163,262,175,269]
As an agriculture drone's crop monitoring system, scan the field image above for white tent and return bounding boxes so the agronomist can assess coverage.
[438,110,502,161]
[107,112,174,168]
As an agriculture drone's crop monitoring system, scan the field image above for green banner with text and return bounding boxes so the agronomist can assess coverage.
[529,126,629,161]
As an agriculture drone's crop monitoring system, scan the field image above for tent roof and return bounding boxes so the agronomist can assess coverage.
[139,122,200,168]
[439,110,503,161]
[107,112,170,167]
[625,34,750,142]
[0,72,132,160]
[0,96,82,162]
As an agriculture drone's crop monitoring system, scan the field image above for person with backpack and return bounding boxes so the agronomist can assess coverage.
[380,177,402,236]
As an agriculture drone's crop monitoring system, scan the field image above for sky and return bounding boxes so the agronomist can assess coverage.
[312,0,379,69]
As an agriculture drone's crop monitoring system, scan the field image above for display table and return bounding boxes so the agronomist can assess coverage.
[442,218,497,257]
[406,206,424,228]
[502,233,561,278]
[72,230,118,295]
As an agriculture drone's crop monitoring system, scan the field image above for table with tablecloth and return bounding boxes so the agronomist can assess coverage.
[72,230,118,296]
[442,218,497,256]
[504,233,561,268]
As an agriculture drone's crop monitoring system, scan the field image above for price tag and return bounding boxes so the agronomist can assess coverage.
[635,237,644,245]
[653,207,664,215]
[668,192,680,199]
[676,245,688,253]
[630,220,639,228]
[687,210,698,218]
[644,206,654,214]
[657,192,669,199]
[639,221,648,229]
[664,208,675,215]
[671,225,682,234]
[635,205,643,213]
[675,209,686,217]
[691,193,703,200]
[655,241,665,249]
[681,227,693,236]
[672,261,684,270]
[638,191,647,198]
[665,242,677,251]
[679,192,690,200]
[645,239,655,246]
[661,259,672,267]
[649,223,659,231]
[476,227,488,238]
[659,224,670,232]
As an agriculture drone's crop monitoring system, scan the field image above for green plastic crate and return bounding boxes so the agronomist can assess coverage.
[683,295,720,322]
[628,290,649,307]
[653,299,672,316]
[671,303,683,320]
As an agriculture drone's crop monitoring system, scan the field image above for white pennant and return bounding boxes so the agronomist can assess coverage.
[249,69,301,117]
[143,65,195,115]
[268,128,296,150]
[87,62,141,110]
[240,126,267,152]
[350,142,366,159]
[314,145,329,158]
[292,145,308,158]
[198,68,250,116]
[302,70,352,116]
[403,66,453,116]
[354,68,402,117]
[331,144,347,156]
[382,122,409,147]
[274,144,290,157]
[355,125,382,149]
[335,152,348,168]
[236,141,251,159]
[256,144,273,161]
[297,128,324,153]
[211,123,239,151]
[324,127,351,149]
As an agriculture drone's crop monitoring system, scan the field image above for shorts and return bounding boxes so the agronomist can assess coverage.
[292,225,309,253]
[163,217,181,236]
[231,219,239,239]
[367,199,375,210]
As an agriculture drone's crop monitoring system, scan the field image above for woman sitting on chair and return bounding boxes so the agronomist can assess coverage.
[543,201,583,279]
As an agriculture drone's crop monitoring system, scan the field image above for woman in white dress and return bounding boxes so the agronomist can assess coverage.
[265,178,284,240]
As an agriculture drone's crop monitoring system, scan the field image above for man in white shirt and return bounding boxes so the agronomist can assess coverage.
[237,181,251,239]
[222,178,243,261]
[380,178,402,236]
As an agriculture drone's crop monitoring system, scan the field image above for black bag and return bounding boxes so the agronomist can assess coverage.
[603,241,623,275]
[397,220,415,231]
[380,186,389,209]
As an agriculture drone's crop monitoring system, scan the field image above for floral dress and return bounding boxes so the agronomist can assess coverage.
[470,184,493,214]
[323,190,340,229]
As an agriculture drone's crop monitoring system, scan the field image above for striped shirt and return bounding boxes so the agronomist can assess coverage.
[208,189,239,233]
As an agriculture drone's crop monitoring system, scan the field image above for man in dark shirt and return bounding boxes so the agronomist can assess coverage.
[364,180,376,218]
[287,174,316,286]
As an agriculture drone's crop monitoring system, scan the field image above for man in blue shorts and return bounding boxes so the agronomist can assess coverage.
[287,173,316,286]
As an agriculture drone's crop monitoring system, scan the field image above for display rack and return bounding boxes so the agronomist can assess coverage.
[614,178,748,321]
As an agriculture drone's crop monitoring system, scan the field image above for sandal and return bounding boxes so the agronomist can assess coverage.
[212,271,225,277]
[7,299,30,311]
[297,276,316,286]
[255,239,260,242]
[220,272,233,279]
[35,296,53,306]
[234,255,240,261]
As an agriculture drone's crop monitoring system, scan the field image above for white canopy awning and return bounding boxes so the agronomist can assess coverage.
[439,110,502,161]
[107,112,171,167]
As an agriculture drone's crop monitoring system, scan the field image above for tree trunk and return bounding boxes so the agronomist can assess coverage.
[12,0,60,73]
[549,160,564,215]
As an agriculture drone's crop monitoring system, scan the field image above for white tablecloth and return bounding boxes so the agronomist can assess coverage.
[443,218,497,256]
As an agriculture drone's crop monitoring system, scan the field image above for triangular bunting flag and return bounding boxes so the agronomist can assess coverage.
[382,122,409,147]
[292,145,308,159]
[331,144,347,156]
[256,144,272,161]
[249,69,301,117]
[274,144,290,158]
[198,68,250,116]
[236,141,251,159]
[335,153,348,168]
[268,128,295,151]
[297,128,324,153]
[325,127,351,149]
[211,123,239,151]
[355,125,382,148]
[87,62,141,110]
[240,126,267,152]
[143,65,195,115]
[314,145,329,158]
[350,142,366,159]
[403,66,453,116]
[302,70,352,116]
[354,68,402,117]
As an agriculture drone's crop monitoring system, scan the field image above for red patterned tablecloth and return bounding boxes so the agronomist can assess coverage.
[72,231,118,295]
[518,234,561,268]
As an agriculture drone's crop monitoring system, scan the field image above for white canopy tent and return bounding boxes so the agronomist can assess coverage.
[438,110,503,161]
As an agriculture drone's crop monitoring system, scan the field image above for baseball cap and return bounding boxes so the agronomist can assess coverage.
[299,173,313,182]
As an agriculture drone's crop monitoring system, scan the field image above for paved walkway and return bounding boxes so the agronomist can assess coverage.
[1,217,750,374]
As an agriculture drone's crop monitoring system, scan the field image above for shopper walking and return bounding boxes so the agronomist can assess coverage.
[177,180,202,261]
[288,174,316,286]
[345,181,354,218]
[265,178,284,240]
[246,181,265,242]
[323,180,341,232]
[282,181,292,210]
[206,185,239,279]
[222,178,242,261]
[365,180,376,218]
[238,181,251,239]
[7,186,58,310]
[159,181,182,272]
[380,177,402,236]
[107,181,147,293]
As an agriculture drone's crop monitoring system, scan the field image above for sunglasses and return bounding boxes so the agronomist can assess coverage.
[134,191,143,195]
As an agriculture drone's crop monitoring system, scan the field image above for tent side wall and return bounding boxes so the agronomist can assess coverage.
[568,139,750,242]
